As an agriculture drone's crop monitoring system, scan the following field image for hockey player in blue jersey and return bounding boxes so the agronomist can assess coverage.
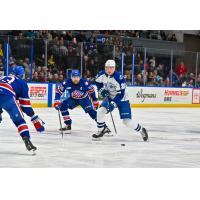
[92,60,149,141]
[0,66,45,153]
[54,69,110,134]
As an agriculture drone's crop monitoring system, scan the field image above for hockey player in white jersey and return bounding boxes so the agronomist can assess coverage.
[92,59,149,141]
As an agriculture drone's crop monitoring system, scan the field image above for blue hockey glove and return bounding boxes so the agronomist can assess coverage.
[99,88,109,99]
[107,101,117,112]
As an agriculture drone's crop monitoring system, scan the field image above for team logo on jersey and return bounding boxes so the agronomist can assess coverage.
[71,90,85,99]
[106,82,116,92]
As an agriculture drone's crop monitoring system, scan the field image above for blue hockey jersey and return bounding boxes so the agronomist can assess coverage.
[0,75,34,117]
[55,78,97,101]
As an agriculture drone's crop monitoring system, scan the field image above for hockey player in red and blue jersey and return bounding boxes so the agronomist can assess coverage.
[0,66,45,153]
[54,69,110,134]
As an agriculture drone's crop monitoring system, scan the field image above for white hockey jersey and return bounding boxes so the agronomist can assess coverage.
[95,70,129,103]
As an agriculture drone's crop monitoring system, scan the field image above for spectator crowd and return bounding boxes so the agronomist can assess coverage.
[0,30,199,87]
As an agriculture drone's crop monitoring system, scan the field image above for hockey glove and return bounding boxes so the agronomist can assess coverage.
[99,88,109,99]
[93,101,99,110]
[54,100,61,110]
[107,101,117,112]
[31,115,45,133]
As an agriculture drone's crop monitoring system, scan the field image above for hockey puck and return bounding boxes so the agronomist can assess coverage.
[121,144,125,146]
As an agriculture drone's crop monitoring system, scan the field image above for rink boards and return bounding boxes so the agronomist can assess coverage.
[27,83,200,108]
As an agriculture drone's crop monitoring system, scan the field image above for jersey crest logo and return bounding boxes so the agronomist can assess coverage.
[71,90,85,99]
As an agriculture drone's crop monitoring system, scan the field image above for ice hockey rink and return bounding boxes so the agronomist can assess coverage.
[0,107,200,168]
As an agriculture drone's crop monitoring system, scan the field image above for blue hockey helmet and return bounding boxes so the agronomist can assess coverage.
[12,66,25,79]
[71,69,81,77]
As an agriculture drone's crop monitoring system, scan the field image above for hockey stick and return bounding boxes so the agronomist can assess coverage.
[110,111,117,135]
[58,109,63,138]
[106,98,117,135]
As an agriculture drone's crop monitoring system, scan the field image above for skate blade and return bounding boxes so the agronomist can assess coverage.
[60,130,71,134]
[64,131,71,134]
[92,137,101,141]
[104,133,113,137]
[29,149,37,156]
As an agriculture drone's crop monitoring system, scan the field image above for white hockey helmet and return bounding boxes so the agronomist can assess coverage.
[105,59,116,68]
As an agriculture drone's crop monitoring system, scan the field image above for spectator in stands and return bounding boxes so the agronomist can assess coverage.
[169,33,177,42]
[160,31,167,40]
[134,74,144,86]
[196,73,200,87]
[87,58,98,77]
[167,69,178,86]
[0,59,3,74]
[51,73,59,83]
[156,63,165,78]
[83,69,95,83]
[176,61,188,77]
[24,30,37,39]
[165,77,171,87]
[59,74,64,82]
[76,31,87,42]
[37,71,46,82]
[149,56,156,68]
[0,44,3,58]
[59,38,68,55]
[66,31,74,41]
[146,72,158,86]
[36,66,42,73]
[32,71,39,82]
[187,73,195,87]
[47,72,53,82]
[10,60,17,68]
[88,32,96,43]
[154,70,164,86]
[48,54,55,67]
[178,74,188,87]
[23,58,31,79]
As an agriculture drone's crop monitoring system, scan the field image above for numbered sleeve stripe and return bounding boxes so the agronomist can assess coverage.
[0,83,16,95]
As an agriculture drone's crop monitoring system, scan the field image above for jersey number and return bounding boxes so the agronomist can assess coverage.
[0,76,15,84]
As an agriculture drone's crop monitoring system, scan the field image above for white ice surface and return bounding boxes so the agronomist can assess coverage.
[0,107,200,168]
